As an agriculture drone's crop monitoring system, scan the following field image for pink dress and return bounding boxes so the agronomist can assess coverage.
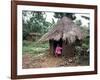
[55,46,62,55]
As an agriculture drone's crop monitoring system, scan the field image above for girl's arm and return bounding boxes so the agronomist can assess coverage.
[59,47,62,49]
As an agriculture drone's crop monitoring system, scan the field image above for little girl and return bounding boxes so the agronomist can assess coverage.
[55,44,62,57]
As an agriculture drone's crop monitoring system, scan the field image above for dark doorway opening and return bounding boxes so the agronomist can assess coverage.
[53,38,63,54]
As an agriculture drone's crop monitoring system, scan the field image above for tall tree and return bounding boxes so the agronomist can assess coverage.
[22,11,52,40]
[54,12,76,20]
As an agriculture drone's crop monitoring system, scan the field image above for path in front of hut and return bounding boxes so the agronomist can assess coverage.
[22,52,79,69]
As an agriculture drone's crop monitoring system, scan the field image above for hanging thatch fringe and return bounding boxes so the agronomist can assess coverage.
[39,16,84,43]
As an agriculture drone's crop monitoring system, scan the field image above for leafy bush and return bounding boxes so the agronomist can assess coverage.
[74,35,89,65]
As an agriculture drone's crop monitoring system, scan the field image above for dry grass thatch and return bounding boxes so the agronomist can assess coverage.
[39,16,83,43]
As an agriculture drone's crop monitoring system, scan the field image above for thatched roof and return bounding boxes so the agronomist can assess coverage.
[39,16,83,43]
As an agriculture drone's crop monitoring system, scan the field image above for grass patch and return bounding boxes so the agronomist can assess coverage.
[22,40,49,55]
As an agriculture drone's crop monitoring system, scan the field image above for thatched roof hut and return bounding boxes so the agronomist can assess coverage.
[39,16,83,57]
[39,16,83,43]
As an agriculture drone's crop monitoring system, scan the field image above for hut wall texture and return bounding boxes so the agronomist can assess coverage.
[62,41,75,57]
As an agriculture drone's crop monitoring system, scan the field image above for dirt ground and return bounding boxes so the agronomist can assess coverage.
[22,52,80,69]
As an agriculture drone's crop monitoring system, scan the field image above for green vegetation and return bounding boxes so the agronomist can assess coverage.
[23,40,49,55]
[22,11,54,40]
[74,17,90,65]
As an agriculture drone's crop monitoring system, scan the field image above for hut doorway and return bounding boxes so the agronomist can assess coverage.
[49,39,75,57]
[49,38,63,56]
[53,38,63,54]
